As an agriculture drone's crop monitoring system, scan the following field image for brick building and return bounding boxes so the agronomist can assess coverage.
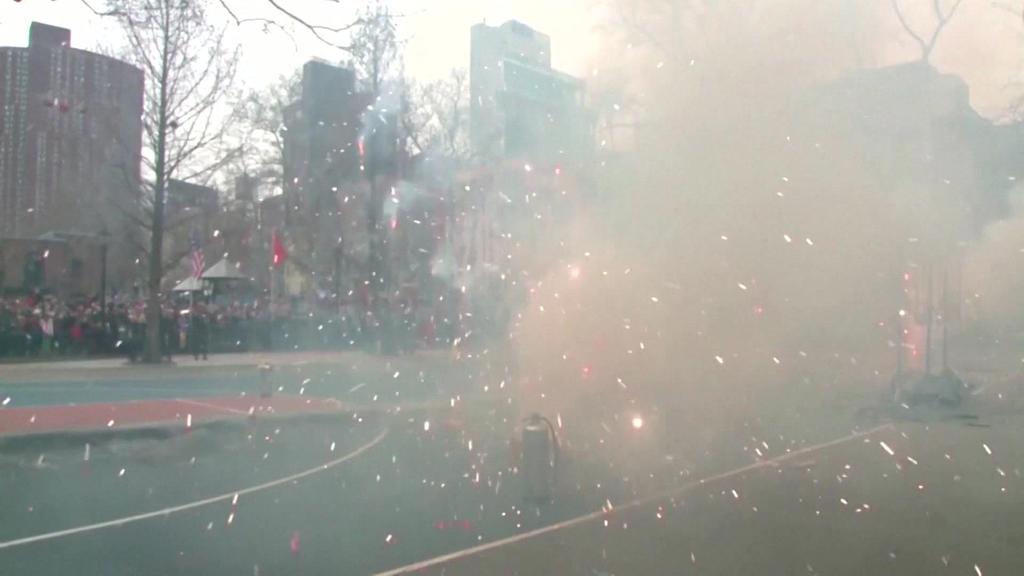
[0,22,143,239]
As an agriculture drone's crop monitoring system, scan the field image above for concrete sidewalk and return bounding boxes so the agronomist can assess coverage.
[0,349,460,382]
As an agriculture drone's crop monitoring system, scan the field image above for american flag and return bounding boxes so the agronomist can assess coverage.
[190,231,205,279]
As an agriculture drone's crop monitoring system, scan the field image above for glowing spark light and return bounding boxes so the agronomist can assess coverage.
[631,416,644,430]
[879,441,895,456]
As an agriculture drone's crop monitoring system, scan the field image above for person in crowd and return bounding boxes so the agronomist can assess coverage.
[189,304,209,360]
[160,306,177,362]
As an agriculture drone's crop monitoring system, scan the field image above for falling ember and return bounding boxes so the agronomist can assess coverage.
[983,443,992,455]
[731,489,739,499]
[107,419,115,428]
[227,512,235,525]
[631,416,644,430]
[975,565,983,576]
[385,533,393,544]
[423,420,431,432]
[715,355,725,364]
[1,397,9,406]
[879,441,895,456]
[118,468,125,477]
[186,414,192,428]
[330,442,336,452]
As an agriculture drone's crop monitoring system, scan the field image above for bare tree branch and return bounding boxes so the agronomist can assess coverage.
[891,0,966,62]
[79,0,124,16]
[263,0,359,51]
[925,0,966,58]
[891,0,930,58]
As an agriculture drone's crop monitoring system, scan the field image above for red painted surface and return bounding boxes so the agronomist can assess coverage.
[0,395,345,438]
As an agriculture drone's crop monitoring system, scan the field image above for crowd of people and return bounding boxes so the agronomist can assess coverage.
[0,288,496,361]
[0,292,238,361]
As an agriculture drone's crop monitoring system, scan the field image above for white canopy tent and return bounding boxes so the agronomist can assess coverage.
[201,258,246,280]
[172,276,205,292]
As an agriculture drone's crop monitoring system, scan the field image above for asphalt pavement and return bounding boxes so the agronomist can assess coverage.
[0,351,633,575]
[2,349,1023,575]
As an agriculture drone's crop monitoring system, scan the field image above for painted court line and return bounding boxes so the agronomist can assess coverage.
[373,424,893,576]
[0,428,389,550]
[174,397,251,415]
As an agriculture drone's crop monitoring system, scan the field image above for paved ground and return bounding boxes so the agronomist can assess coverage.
[1,347,1022,575]
[0,349,631,575]
[386,417,1024,576]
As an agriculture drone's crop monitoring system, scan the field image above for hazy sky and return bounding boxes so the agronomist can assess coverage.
[2,1,1022,118]
[1,0,602,89]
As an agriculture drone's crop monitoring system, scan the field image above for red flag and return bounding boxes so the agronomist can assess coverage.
[272,229,288,268]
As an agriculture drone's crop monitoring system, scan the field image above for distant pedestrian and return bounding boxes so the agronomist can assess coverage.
[160,308,176,362]
[189,306,209,360]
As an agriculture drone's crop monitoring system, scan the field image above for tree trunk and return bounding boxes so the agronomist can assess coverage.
[144,10,173,363]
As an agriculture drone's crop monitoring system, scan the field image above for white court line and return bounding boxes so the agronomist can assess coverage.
[374,424,893,576]
[175,397,251,415]
[0,427,389,550]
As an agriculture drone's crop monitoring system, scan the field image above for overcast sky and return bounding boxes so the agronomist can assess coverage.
[3,1,1023,119]
[1,0,602,89]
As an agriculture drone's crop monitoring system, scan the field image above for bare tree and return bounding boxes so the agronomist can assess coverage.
[350,1,400,96]
[85,0,364,51]
[403,69,472,161]
[95,0,239,362]
[891,0,966,63]
[230,71,302,195]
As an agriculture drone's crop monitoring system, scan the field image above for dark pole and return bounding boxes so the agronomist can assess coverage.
[924,260,934,376]
[99,241,108,324]
[334,242,342,305]
[941,261,949,373]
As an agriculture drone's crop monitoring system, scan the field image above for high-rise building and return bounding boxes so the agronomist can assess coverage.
[470,20,591,162]
[0,22,144,239]
[281,60,374,286]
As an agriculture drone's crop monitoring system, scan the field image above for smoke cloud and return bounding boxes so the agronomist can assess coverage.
[506,0,1007,470]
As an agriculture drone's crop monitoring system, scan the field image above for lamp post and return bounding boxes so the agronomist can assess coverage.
[99,231,109,326]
